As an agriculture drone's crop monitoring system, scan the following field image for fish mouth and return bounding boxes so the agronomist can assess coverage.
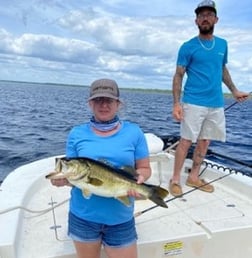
[45,171,63,179]
[45,171,55,179]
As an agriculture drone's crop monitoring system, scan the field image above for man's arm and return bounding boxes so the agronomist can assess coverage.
[222,66,249,101]
[172,66,186,121]
[222,65,237,93]
[172,66,185,104]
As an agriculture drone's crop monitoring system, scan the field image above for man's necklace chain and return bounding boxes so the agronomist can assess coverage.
[198,36,215,50]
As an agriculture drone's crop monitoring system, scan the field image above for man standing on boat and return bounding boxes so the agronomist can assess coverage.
[169,0,249,197]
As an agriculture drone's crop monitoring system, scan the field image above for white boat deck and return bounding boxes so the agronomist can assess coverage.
[1,152,252,258]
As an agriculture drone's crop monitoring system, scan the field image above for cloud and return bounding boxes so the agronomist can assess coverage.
[0,1,251,92]
[58,9,180,56]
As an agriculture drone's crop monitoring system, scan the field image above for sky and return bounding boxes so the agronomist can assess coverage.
[0,0,251,92]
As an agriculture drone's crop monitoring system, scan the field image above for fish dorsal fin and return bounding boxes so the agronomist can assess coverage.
[116,196,131,206]
[93,158,137,181]
[120,166,138,178]
[97,158,113,166]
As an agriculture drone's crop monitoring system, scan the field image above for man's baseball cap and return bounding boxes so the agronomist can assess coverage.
[88,78,120,100]
[195,0,217,15]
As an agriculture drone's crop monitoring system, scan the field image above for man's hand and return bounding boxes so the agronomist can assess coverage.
[173,103,183,121]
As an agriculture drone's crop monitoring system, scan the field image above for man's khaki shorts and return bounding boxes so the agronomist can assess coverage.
[180,103,226,143]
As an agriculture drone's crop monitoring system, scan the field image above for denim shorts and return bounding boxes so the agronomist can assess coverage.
[68,212,137,248]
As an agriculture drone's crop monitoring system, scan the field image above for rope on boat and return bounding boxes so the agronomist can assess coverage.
[0,198,69,216]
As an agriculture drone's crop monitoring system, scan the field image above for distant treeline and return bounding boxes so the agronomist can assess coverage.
[1,79,251,99]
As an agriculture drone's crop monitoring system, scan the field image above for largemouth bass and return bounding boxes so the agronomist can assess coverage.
[45,157,168,208]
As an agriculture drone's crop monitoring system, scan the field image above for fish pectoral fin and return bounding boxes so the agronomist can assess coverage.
[116,196,131,207]
[88,177,103,186]
[82,189,92,198]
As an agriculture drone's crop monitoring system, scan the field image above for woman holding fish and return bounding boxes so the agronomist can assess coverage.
[49,78,165,258]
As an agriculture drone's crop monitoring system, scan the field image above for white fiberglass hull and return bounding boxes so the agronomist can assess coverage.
[1,150,252,258]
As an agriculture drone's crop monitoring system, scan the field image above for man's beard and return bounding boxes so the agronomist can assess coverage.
[198,25,214,35]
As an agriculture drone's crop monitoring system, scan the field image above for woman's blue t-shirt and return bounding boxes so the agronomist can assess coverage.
[66,121,149,225]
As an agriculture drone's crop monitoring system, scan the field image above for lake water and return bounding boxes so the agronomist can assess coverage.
[0,80,251,182]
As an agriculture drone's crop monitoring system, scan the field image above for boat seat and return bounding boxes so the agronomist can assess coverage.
[144,133,164,154]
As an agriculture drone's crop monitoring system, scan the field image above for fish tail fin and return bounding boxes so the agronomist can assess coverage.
[149,186,169,208]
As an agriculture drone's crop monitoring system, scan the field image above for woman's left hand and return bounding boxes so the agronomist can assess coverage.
[127,157,151,198]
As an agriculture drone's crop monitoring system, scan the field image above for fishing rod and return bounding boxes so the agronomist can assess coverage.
[134,163,237,217]
[206,92,252,169]
[136,130,252,218]
[222,92,250,112]
[224,100,239,111]
[224,91,251,111]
